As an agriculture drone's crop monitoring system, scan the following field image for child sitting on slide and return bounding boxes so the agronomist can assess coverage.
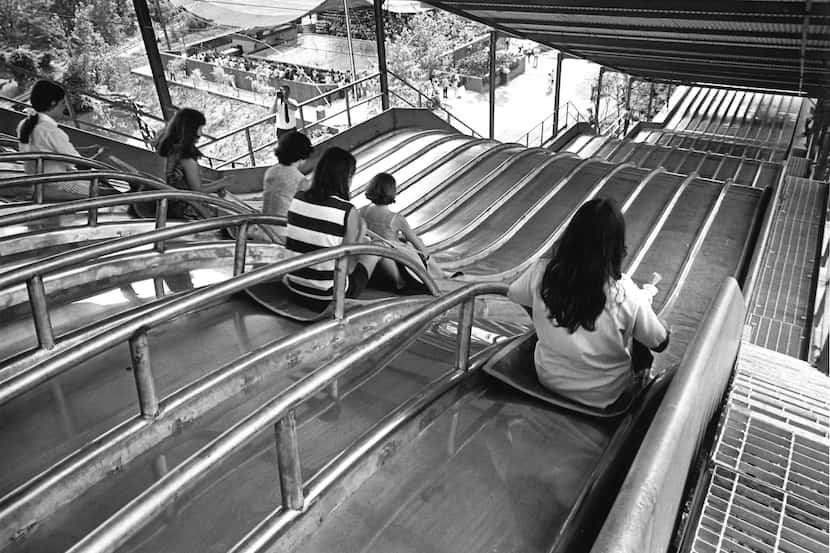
[360,172,445,290]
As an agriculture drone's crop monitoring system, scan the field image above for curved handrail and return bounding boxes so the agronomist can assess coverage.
[590,277,746,553]
[0,190,250,228]
[0,151,124,173]
[0,242,439,406]
[65,281,508,553]
[0,296,434,547]
[0,170,168,205]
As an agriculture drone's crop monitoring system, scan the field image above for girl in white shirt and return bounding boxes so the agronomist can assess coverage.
[17,80,105,200]
[508,198,670,409]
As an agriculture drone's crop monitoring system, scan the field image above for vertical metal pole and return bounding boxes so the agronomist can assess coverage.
[594,66,605,133]
[488,30,497,139]
[34,182,44,203]
[624,76,634,136]
[344,89,352,127]
[153,277,165,297]
[553,52,563,133]
[343,0,358,87]
[64,96,79,128]
[155,198,168,253]
[373,0,390,110]
[87,177,99,227]
[647,80,656,119]
[333,256,348,320]
[133,0,174,120]
[152,0,172,51]
[275,411,304,510]
[130,330,159,418]
[540,120,545,146]
[455,299,475,372]
[28,275,55,349]
[233,223,248,276]
[244,128,255,166]
[298,105,306,130]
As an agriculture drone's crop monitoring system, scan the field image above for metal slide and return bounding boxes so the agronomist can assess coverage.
[0,119,772,553]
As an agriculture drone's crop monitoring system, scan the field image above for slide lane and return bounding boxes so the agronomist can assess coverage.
[13,329,491,553]
[0,288,302,499]
[420,154,583,251]
[430,158,608,264]
[461,166,646,276]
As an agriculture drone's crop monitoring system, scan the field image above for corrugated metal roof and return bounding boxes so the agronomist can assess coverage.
[423,1,830,97]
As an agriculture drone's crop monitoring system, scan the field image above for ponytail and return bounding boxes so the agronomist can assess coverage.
[18,112,39,144]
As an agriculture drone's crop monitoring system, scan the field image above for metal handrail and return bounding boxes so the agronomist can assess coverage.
[590,278,745,553]
[200,73,384,168]
[0,294,433,547]
[0,190,243,228]
[65,281,507,553]
[386,69,482,138]
[0,243,440,406]
[0,170,167,204]
[0,152,123,173]
[513,101,585,148]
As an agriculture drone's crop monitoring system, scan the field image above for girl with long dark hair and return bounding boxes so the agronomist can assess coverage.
[17,80,107,200]
[156,107,227,218]
[283,147,379,302]
[508,198,670,408]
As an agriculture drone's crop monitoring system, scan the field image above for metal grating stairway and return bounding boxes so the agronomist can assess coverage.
[688,343,829,553]
[747,175,828,359]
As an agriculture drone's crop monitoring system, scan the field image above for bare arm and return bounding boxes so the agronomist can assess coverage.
[180,158,229,194]
[343,208,366,245]
[396,214,428,255]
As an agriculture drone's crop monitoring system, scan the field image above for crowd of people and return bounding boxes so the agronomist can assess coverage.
[16,80,672,413]
[188,49,352,86]
[316,10,412,41]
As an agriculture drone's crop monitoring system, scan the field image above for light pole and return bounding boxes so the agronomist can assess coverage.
[343,0,359,82]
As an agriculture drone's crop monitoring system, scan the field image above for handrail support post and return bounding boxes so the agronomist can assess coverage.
[154,199,169,253]
[87,177,99,226]
[27,275,55,349]
[275,410,304,510]
[333,256,349,320]
[130,330,159,418]
[455,298,475,371]
[244,127,256,166]
[234,223,249,276]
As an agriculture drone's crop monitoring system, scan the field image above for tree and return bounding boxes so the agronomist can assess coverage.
[385,11,455,84]
[65,0,118,89]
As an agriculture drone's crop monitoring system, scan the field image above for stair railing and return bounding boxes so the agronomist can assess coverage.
[386,69,482,138]
[198,73,386,170]
[513,101,586,147]
[0,242,439,409]
[64,280,507,553]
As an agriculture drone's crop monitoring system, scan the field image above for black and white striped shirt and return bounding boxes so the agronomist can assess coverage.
[283,191,353,299]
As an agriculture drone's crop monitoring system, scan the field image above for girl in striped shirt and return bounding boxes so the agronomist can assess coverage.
[283,147,379,302]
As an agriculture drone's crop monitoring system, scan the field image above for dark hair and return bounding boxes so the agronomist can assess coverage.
[307,147,355,202]
[156,107,206,159]
[275,131,312,165]
[540,198,626,333]
[18,79,65,144]
[365,172,396,205]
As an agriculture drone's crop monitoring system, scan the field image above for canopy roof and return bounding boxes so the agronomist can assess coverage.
[170,0,429,30]
[423,0,830,98]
